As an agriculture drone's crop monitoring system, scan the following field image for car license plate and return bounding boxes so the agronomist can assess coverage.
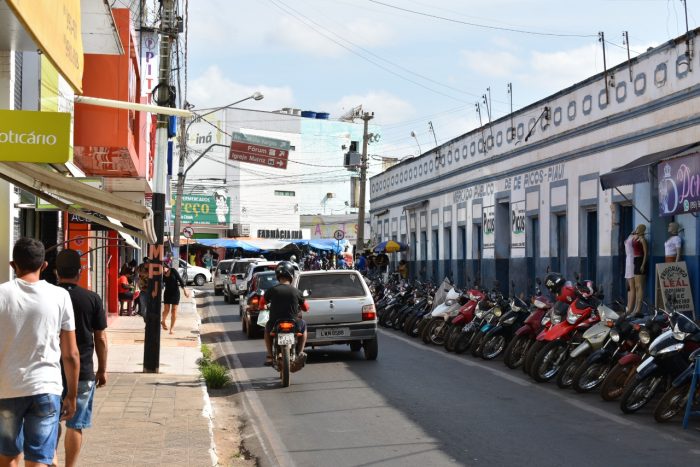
[277,333,295,346]
[316,327,350,338]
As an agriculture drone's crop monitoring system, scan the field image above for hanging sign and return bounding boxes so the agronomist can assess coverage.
[482,205,495,259]
[511,201,526,257]
[655,261,695,316]
[229,132,290,170]
[658,153,700,216]
[0,110,71,163]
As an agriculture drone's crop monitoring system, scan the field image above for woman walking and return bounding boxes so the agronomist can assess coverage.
[161,261,189,334]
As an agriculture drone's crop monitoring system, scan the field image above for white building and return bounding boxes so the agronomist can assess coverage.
[178,107,381,240]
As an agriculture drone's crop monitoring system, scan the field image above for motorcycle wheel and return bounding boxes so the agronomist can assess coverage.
[454,329,474,354]
[532,341,567,382]
[653,384,691,423]
[402,315,416,335]
[427,319,447,346]
[523,341,546,376]
[421,318,437,344]
[378,310,390,327]
[600,362,637,401]
[482,333,507,360]
[416,317,430,339]
[280,347,290,388]
[556,356,583,389]
[470,331,485,358]
[573,361,611,393]
[393,312,407,331]
[620,375,663,414]
[444,325,460,352]
[504,335,530,369]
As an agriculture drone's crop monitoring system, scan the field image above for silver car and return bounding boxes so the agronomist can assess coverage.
[213,259,234,295]
[294,270,378,360]
[224,258,262,304]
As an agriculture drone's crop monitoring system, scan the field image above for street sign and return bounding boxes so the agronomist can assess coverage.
[182,226,194,238]
[229,132,291,170]
[333,229,345,240]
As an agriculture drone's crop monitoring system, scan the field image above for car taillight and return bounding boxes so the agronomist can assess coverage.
[230,274,237,284]
[249,296,259,311]
[362,304,376,321]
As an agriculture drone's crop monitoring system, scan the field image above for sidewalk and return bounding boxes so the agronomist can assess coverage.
[61,293,217,467]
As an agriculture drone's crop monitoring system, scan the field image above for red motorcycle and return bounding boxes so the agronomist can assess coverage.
[503,282,552,369]
[444,288,486,352]
[530,280,601,383]
[522,274,577,375]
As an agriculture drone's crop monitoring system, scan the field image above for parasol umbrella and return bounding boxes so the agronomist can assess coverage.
[373,240,408,254]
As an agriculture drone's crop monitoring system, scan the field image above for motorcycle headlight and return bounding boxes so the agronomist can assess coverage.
[672,323,689,341]
[494,307,502,318]
[639,329,651,345]
[475,309,485,319]
[541,316,551,326]
[566,309,579,325]
[445,299,455,306]
[469,294,478,301]
[503,315,516,325]
[533,299,548,309]
[552,313,563,325]
[656,343,685,355]
[609,328,620,342]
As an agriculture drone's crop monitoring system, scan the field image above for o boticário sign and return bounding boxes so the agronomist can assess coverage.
[229,131,290,170]
[170,194,230,225]
[0,110,71,163]
[658,153,700,216]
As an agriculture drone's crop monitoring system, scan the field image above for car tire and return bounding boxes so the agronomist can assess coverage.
[363,338,378,360]
[350,341,362,352]
[194,274,206,287]
[241,315,247,333]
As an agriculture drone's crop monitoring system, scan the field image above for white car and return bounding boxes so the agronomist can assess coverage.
[177,259,212,286]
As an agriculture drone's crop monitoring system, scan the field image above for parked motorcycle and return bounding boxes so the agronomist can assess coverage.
[444,286,485,352]
[480,295,530,360]
[422,287,465,345]
[504,284,552,368]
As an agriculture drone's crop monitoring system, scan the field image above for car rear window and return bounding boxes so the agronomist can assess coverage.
[218,261,233,274]
[256,274,278,290]
[233,261,253,274]
[298,273,367,299]
[253,264,276,275]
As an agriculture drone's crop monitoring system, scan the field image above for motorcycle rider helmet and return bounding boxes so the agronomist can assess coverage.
[290,255,297,263]
[544,272,566,294]
[275,261,295,281]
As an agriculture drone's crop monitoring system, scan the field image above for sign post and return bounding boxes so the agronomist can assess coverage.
[182,226,194,281]
[333,229,345,266]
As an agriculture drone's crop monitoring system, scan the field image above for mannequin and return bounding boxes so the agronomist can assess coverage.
[664,222,682,263]
[625,224,648,314]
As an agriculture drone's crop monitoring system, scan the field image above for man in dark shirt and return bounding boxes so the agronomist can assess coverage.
[54,249,108,467]
[260,261,308,366]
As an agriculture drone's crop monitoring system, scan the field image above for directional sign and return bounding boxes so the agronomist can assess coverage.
[333,229,345,240]
[182,226,195,238]
[230,132,291,150]
[229,151,288,169]
[229,132,291,170]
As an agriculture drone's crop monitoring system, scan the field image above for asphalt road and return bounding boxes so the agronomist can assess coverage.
[200,288,700,467]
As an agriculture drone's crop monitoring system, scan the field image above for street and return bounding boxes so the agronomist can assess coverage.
[199,288,700,467]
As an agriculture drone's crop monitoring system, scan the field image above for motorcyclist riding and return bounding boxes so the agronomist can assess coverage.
[261,261,309,367]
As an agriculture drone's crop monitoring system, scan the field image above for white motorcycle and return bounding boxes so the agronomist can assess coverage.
[421,287,464,346]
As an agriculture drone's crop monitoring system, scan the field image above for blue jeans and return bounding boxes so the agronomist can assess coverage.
[65,380,96,430]
[0,393,61,464]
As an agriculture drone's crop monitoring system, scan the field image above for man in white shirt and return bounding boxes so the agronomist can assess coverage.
[0,237,80,467]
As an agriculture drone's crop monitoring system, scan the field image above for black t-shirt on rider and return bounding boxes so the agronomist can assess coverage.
[265,283,304,325]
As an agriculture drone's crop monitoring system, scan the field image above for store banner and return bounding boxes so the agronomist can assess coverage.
[170,193,230,225]
[0,110,71,163]
[482,205,495,259]
[655,261,695,316]
[6,0,83,93]
[658,153,700,216]
[511,201,526,257]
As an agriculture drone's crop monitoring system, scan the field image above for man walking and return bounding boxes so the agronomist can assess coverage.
[54,249,108,467]
[0,237,80,467]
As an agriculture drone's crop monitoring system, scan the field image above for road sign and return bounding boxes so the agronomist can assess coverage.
[333,229,345,240]
[231,132,291,150]
[229,151,288,169]
[182,226,194,238]
[229,132,291,170]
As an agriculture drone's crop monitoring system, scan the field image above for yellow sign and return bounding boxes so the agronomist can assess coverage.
[6,0,83,93]
[0,110,71,163]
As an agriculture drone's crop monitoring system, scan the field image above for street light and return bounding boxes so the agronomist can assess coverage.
[411,131,422,155]
[172,92,264,255]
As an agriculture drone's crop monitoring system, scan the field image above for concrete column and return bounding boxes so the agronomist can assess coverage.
[0,51,16,281]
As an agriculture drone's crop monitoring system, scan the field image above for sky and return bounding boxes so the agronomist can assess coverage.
[185,0,700,160]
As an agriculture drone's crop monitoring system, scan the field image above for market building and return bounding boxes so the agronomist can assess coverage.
[369,28,700,315]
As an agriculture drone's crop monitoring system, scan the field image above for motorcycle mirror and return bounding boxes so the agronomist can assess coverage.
[302,289,310,297]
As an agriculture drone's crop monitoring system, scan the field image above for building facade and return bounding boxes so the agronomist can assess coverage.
[370,30,700,313]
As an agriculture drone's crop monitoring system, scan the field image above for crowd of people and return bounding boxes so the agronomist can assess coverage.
[298,248,409,280]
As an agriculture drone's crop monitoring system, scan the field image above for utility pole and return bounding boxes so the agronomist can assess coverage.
[356,111,374,254]
[172,114,189,258]
[144,0,177,373]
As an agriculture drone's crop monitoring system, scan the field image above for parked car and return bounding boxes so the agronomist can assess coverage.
[223,258,262,304]
[238,261,299,303]
[240,271,279,338]
[177,259,211,286]
[294,270,378,360]
[213,259,234,295]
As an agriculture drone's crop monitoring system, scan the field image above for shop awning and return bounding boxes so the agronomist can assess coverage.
[0,162,156,243]
[599,143,700,190]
